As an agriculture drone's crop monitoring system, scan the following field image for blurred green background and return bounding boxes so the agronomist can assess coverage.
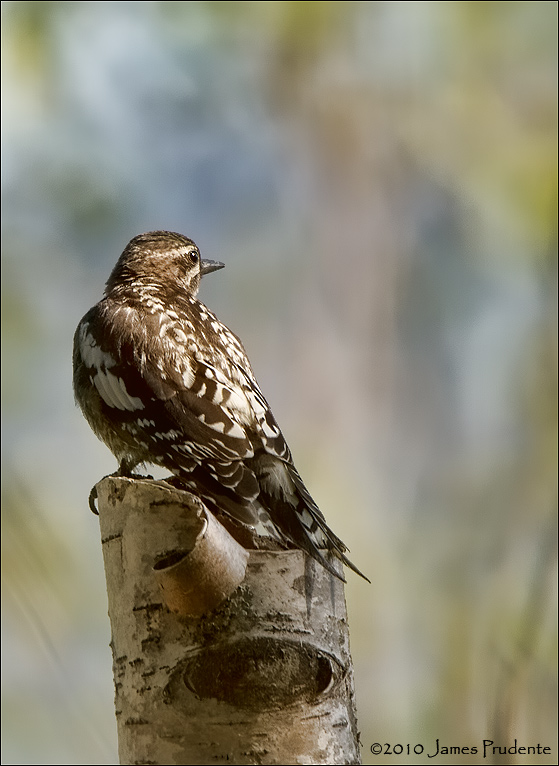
[1,2,557,764]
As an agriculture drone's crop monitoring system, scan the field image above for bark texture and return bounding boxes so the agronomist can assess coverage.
[96,475,362,765]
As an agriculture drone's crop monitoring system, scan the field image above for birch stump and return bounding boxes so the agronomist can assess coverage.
[96,475,361,765]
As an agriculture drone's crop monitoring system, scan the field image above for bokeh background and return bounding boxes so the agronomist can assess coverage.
[1,2,557,764]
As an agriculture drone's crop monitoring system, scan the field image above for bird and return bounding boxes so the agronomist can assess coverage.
[73,231,368,582]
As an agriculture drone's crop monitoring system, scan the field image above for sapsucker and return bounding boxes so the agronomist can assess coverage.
[73,231,368,582]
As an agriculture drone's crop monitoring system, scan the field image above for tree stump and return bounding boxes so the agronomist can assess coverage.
[96,475,362,765]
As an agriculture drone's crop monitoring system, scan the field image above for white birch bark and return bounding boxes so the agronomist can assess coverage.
[96,475,362,765]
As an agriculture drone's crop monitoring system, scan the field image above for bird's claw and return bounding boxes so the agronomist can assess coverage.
[89,484,99,515]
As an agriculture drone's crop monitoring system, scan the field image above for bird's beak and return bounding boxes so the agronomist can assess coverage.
[201,259,225,276]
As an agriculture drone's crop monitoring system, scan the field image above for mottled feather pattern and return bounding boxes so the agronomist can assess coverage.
[73,231,368,581]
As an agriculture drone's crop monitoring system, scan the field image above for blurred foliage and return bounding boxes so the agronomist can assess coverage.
[2,1,557,764]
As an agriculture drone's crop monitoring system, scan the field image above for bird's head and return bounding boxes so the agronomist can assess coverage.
[105,231,224,298]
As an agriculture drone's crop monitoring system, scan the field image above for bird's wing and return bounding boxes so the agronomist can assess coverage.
[87,302,368,580]
[127,304,288,461]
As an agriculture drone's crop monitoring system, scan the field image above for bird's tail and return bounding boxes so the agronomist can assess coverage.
[274,463,371,584]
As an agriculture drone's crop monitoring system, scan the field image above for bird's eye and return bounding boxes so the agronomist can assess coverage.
[189,250,199,264]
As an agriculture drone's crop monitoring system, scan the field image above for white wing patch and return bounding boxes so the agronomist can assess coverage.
[79,327,117,369]
[79,326,144,411]
[94,369,145,411]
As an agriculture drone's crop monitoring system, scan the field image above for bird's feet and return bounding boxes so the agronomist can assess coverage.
[88,460,153,514]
